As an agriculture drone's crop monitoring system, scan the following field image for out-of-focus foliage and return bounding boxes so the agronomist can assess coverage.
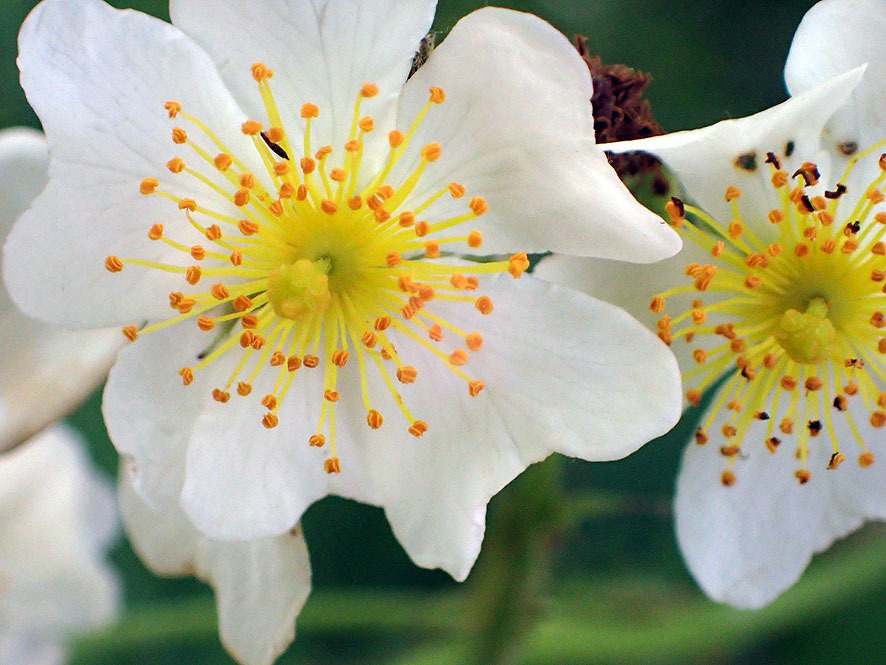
[3,1,885,664]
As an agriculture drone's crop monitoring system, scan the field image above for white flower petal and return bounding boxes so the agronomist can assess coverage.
[0,425,119,654]
[119,469,311,665]
[346,274,682,579]
[393,7,679,261]
[534,244,716,372]
[169,0,437,178]
[103,321,209,508]
[0,128,120,452]
[6,0,265,327]
[785,0,886,155]
[675,382,885,609]
[606,68,864,229]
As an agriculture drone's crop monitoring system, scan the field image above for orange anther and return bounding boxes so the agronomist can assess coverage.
[367,410,383,429]
[449,349,469,366]
[321,200,338,214]
[212,389,231,403]
[309,434,326,448]
[771,171,788,188]
[172,127,188,144]
[724,185,741,201]
[397,366,417,384]
[330,167,347,182]
[324,389,339,402]
[872,411,886,428]
[649,295,665,313]
[239,331,254,348]
[324,457,341,474]
[386,251,402,267]
[234,188,250,206]
[694,428,709,445]
[795,469,811,485]
[345,140,361,153]
[241,120,263,135]
[686,389,702,406]
[301,103,319,119]
[721,424,737,438]
[332,350,350,367]
[105,255,124,273]
[303,355,320,368]
[274,161,290,177]
[827,452,846,470]
[241,314,258,329]
[693,349,707,364]
[233,295,252,312]
[449,182,466,198]
[237,382,252,396]
[469,197,488,215]
[795,243,809,258]
[361,82,379,98]
[190,245,206,261]
[178,367,194,385]
[239,173,256,189]
[140,177,158,195]
[197,316,214,331]
[388,130,405,148]
[287,355,302,372]
[177,297,196,314]
[728,221,743,238]
[465,277,479,290]
[374,316,391,331]
[418,286,434,301]
[122,325,138,342]
[467,230,483,248]
[270,351,286,367]
[415,221,430,237]
[468,380,484,397]
[429,87,445,103]
[185,266,201,285]
[278,183,295,199]
[178,198,197,212]
[859,452,875,467]
[465,332,483,351]
[721,470,737,486]
[238,219,259,235]
[425,241,440,258]
[166,157,185,173]
[214,153,233,171]
[269,200,284,217]
[362,331,378,348]
[300,157,316,174]
[165,101,182,118]
[408,420,428,437]
[261,394,278,410]
[262,413,279,429]
[148,223,164,240]
[475,296,494,315]
[315,146,332,160]
[266,127,284,143]
[421,143,441,162]
[359,116,374,132]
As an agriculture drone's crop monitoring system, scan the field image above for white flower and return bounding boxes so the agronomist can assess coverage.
[0,128,120,454]
[5,0,682,582]
[0,424,119,665]
[538,0,886,609]
[118,465,310,665]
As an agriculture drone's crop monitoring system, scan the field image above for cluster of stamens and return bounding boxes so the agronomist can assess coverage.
[650,142,886,486]
[105,63,529,473]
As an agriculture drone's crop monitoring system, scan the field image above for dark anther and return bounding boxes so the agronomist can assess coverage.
[670,196,685,216]
[785,140,795,157]
[838,141,858,156]
[734,151,757,172]
[409,32,436,79]
[740,366,753,379]
[824,183,847,199]
[261,131,290,160]
[764,151,781,169]
[800,194,815,213]
[793,163,820,186]
[845,220,861,235]
[833,396,848,411]
[755,411,770,421]
[807,420,823,435]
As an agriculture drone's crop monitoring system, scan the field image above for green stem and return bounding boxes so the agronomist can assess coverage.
[466,456,565,665]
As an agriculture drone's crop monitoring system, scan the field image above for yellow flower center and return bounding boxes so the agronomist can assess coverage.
[651,142,886,486]
[106,64,530,473]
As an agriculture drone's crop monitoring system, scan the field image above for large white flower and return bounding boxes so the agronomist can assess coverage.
[0,424,119,665]
[0,128,120,454]
[5,0,682,581]
[538,0,886,609]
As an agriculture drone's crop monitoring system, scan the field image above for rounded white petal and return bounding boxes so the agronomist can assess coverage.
[393,7,679,261]
[675,384,885,608]
[119,469,311,665]
[534,244,715,371]
[606,68,864,229]
[785,0,886,154]
[0,128,120,452]
[169,0,437,179]
[0,425,120,654]
[349,274,682,579]
[103,320,209,508]
[6,0,265,327]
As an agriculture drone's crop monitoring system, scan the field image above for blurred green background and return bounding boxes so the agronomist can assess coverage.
[3,1,886,664]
